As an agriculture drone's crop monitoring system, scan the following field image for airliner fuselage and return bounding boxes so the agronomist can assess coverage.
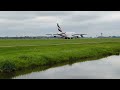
[46,23,87,39]
[57,32,77,39]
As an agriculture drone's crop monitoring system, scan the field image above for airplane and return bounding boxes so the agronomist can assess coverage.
[46,23,87,39]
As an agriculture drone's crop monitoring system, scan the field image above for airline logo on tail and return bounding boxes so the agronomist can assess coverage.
[57,23,62,32]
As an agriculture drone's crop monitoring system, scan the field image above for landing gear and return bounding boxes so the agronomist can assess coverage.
[65,37,73,39]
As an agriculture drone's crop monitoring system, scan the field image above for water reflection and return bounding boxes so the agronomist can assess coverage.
[13,55,120,79]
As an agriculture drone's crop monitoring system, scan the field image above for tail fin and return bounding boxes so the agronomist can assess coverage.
[57,23,62,32]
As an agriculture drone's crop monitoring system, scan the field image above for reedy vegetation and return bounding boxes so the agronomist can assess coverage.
[0,38,120,72]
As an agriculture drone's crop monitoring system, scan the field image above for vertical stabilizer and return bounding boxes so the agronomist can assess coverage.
[57,23,62,32]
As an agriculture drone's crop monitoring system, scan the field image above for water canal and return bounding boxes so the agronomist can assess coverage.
[11,55,120,79]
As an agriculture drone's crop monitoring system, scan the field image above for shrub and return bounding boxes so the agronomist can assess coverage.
[0,60,16,72]
[18,55,33,60]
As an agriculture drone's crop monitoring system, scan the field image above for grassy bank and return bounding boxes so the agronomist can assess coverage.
[0,38,120,72]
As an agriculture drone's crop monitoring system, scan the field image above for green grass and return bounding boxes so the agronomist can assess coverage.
[0,38,120,72]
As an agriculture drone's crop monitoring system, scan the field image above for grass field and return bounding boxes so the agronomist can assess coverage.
[0,38,120,72]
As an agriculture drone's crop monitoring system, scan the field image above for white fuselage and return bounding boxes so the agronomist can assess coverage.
[58,32,76,38]
[51,23,87,39]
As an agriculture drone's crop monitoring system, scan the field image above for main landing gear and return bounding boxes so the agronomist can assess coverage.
[65,37,73,39]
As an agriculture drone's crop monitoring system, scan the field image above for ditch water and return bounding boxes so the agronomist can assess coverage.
[11,55,120,79]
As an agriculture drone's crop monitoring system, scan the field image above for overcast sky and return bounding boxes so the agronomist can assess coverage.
[0,11,120,37]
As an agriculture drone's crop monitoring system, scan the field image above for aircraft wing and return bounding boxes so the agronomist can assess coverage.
[46,34,62,38]
[46,34,53,35]
[73,34,87,35]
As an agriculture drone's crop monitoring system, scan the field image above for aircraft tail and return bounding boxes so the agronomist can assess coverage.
[57,23,63,32]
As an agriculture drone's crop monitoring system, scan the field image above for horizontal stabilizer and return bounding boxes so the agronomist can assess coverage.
[46,34,60,36]
[53,34,59,35]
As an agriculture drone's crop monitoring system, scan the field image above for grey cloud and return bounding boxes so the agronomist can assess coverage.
[0,11,120,37]
[0,11,73,20]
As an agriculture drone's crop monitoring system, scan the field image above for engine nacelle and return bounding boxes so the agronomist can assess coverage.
[76,36,79,38]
